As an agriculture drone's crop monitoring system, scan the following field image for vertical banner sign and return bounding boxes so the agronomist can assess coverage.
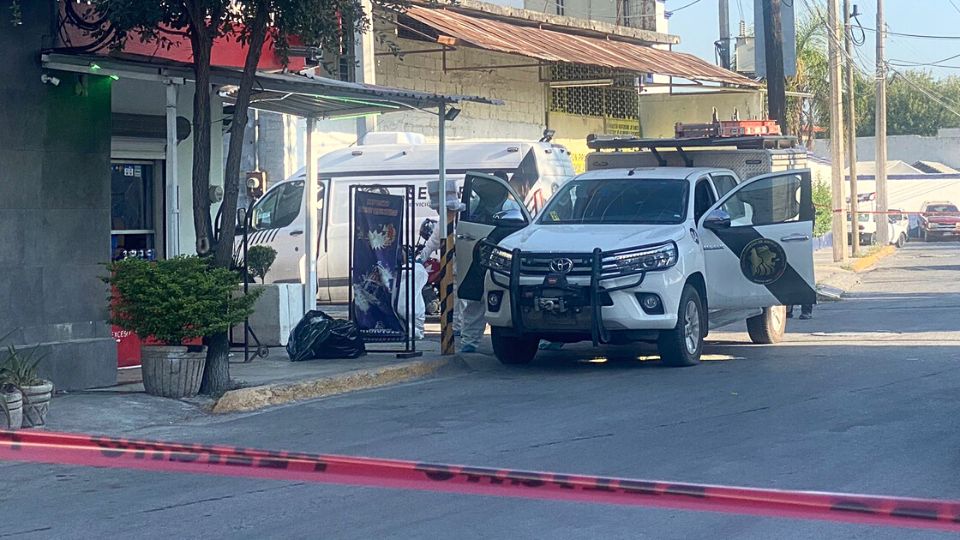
[352,191,406,342]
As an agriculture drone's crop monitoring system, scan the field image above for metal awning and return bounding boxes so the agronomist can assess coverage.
[402,6,759,87]
[42,51,502,118]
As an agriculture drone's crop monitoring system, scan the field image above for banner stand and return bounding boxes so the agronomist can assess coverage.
[348,184,422,359]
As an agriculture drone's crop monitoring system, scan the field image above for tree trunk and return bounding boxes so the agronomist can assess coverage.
[190,32,215,255]
[199,332,231,396]
[201,8,270,396]
[213,6,269,268]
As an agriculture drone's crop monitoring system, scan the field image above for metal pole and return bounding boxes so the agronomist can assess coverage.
[304,116,319,313]
[719,0,731,69]
[827,0,848,262]
[164,81,180,257]
[437,103,455,356]
[243,210,250,362]
[844,0,859,256]
[355,0,377,139]
[875,0,889,246]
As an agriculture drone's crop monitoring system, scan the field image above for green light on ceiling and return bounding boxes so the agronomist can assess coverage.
[315,94,399,110]
[90,63,101,71]
[109,74,120,81]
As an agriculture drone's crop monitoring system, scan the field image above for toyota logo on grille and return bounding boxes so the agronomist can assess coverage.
[549,258,574,274]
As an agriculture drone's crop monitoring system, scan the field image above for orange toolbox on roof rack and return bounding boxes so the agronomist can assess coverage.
[675,119,782,138]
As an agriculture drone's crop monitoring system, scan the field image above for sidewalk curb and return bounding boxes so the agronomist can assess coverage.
[849,245,897,273]
[212,356,466,414]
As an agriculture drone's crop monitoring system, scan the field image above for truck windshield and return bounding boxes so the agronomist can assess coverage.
[925,204,958,213]
[540,178,689,225]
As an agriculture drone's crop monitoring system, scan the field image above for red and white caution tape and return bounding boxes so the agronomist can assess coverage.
[2,430,959,532]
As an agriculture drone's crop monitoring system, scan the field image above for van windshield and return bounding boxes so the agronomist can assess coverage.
[540,178,689,225]
[251,181,304,230]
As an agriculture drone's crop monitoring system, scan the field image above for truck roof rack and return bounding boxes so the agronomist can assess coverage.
[586,134,800,152]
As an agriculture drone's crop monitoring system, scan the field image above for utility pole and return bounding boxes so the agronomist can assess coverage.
[827,0,848,262]
[844,0,859,256]
[719,0,731,69]
[761,0,787,131]
[875,0,889,246]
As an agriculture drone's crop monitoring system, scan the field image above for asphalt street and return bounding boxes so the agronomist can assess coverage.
[4,243,960,539]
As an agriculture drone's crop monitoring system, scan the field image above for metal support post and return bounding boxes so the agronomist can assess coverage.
[164,81,181,257]
[304,116,318,313]
[437,103,455,356]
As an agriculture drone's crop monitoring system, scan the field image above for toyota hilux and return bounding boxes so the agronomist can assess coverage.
[454,167,817,366]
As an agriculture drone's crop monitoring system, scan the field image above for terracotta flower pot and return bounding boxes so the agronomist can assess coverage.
[141,345,206,399]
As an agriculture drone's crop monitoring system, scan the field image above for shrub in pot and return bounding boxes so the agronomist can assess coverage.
[0,343,51,428]
[246,245,277,284]
[106,256,258,399]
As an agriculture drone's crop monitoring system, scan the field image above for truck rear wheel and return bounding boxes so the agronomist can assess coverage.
[896,233,906,248]
[491,327,538,365]
[657,285,703,367]
[747,305,787,344]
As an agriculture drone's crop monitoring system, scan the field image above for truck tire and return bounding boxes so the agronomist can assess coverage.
[747,305,787,344]
[921,229,929,242]
[491,327,538,365]
[896,233,906,248]
[657,285,703,367]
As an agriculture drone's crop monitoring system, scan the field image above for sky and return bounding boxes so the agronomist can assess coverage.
[666,0,960,80]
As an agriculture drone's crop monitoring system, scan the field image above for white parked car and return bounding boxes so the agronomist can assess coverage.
[454,167,817,366]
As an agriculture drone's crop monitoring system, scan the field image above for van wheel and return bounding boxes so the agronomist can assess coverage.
[747,305,787,344]
[896,233,906,248]
[658,285,703,367]
[491,327,538,365]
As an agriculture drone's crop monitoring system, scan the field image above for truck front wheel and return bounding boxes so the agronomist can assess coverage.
[491,327,539,365]
[747,305,787,344]
[657,285,703,367]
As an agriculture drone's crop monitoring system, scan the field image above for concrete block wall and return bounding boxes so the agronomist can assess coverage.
[375,37,546,140]
[0,0,116,390]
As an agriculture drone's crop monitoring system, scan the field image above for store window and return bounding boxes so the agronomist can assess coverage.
[111,162,157,261]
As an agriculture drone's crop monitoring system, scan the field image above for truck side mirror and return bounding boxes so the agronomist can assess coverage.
[703,209,732,230]
[493,208,526,227]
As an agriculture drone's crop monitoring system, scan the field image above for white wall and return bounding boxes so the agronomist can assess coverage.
[637,91,764,138]
[813,129,960,170]
[375,36,546,140]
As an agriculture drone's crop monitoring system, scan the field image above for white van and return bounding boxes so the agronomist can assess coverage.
[240,132,576,302]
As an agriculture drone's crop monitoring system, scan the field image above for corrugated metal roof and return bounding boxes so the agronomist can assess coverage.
[404,6,759,87]
[42,52,501,119]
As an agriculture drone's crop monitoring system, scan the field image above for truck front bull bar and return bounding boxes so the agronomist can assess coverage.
[485,243,653,347]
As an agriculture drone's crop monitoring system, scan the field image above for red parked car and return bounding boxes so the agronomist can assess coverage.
[919,201,960,241]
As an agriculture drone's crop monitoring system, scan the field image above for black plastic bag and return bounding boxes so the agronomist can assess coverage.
[286,310,366,361]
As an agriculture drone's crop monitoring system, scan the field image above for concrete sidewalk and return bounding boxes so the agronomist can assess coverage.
[42,326,462,435]
[813,245,897,299]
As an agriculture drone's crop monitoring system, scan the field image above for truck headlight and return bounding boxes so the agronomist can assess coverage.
[612,242,678,274]
[479,243,513,272]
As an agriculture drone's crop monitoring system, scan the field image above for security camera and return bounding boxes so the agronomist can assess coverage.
[40,74,60,86]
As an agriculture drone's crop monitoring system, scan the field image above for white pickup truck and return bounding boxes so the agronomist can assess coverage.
[454,138,817,367]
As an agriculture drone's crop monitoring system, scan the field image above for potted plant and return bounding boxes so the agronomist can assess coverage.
[0,385,22,430]
[0,343,51,428]
[106,256,258,399]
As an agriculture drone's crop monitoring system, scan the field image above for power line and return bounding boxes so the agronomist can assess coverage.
[799,0,960,120]
[666,0,703,15]
[860,26,960,41]
[888,51,960,68]
[949,0,960,16]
